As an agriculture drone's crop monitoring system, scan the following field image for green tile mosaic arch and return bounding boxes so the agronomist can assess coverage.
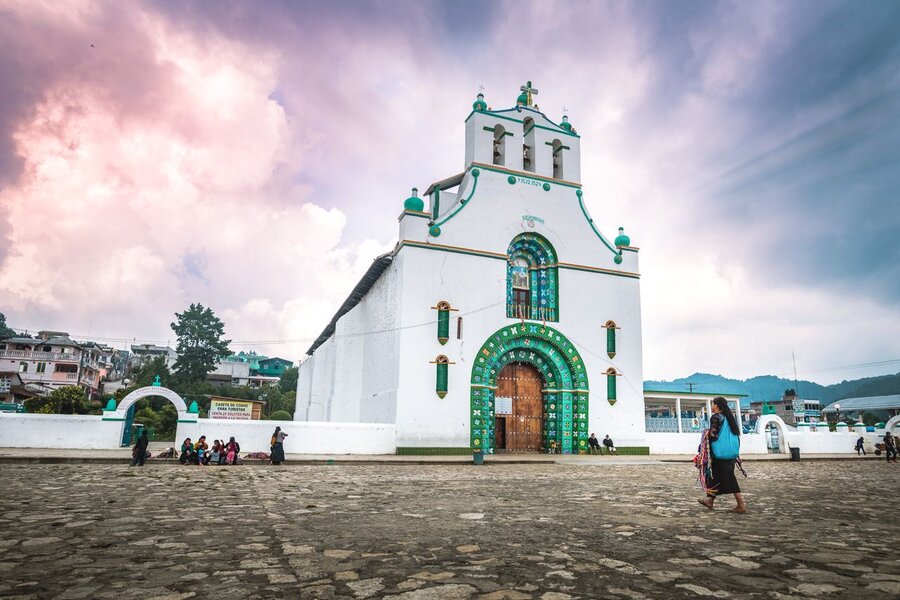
[470,323,589,454]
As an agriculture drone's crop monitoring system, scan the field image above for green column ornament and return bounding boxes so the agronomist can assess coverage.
[432,355,453,398]
[606,368,618,405]
[604,320,617,358]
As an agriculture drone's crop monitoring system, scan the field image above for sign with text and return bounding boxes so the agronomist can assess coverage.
[209,399,253,420]
[495,397,513,415]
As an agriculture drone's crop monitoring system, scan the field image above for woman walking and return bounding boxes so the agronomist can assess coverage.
[270,426,288,465]
[697,397,747,513]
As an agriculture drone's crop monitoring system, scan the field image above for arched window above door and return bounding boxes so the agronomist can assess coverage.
[506,233,559,322]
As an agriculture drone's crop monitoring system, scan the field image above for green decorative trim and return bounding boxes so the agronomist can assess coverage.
[470,323,590,455]
[397,241,641,280]
[465,110,580,138]
[575,189,619,256]
[102,417,126,422]
[473,163,581,189]
[430,168,480,231]
[507,175,516,184]
[615,446,650,455]
[429,225,442,237]
[483,126,513,137]
[177,419,198,423]
[396,447,473,456]
[542,182,550,191]
[607,328,616,358]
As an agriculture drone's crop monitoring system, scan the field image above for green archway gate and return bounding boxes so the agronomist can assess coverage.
[471,323,589,454]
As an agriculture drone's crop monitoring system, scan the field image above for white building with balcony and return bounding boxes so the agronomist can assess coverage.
[0,333,103,398]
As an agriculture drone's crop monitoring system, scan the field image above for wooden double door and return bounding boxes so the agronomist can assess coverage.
[495,363,544,452]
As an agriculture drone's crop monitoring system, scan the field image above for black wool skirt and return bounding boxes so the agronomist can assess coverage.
[709,459,741,496]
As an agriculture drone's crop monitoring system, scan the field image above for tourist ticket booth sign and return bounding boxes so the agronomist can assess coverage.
[209,399,253,420]
[495,397,513,415]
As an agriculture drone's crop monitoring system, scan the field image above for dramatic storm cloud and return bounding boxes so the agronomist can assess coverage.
[1,0,898,384]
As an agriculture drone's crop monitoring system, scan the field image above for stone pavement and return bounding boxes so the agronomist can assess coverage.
[0,461,897,599]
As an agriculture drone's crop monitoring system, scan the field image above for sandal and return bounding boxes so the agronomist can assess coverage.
[697,498,714,510]
[731,506,747,514]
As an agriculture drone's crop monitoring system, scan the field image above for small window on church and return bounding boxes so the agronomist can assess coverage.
[436,301,451,345]
[552,139,564,179]
[606,368,618,404]
[604,320,618,358]
[431,355,453,399]
[493,125,506,166]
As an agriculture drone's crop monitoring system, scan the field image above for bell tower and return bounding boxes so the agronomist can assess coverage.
[464,82,581,183]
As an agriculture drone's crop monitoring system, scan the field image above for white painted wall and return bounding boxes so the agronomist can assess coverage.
[646,431,874,455]
[176,419,396,454]
[0,413,122,449]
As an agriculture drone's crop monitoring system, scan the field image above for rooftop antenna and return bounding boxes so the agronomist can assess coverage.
[792,350,800,398]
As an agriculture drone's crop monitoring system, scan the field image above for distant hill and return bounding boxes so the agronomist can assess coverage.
[644,372,900,407]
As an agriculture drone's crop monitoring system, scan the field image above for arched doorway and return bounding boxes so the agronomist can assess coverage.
[495,363,544,452]
[471,323,590,454]
[756,415,789,454]
[105,385,195,446]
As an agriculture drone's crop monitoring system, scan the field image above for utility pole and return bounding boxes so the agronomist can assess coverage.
[686,382,697,393]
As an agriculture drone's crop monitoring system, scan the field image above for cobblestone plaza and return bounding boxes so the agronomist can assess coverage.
[0,461,897,599]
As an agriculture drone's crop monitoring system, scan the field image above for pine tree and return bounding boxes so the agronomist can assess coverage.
[170,303,231,384]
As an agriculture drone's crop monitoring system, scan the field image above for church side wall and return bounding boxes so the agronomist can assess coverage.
[296,261,401,426]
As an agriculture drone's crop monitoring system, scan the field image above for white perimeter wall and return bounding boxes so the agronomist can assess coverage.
[0,413,122,449]
[176,419,396,454]
[647,431,879,455]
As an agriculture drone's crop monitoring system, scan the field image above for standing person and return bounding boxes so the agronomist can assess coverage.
[588,433,601,455]
[855,436,866,456]
[131,429,149,467]
[697,397,747,513]
[603,435,618,455]
[270,426,288,465]
[883,431,898,463]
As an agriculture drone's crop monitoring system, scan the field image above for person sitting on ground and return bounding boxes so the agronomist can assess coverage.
[603,435,618,455]
[588,433,601,455]
[194,436,209,465]
[209,440,222,465]
[179,438,194,465]
[225,436,240,465]
[855,436,866,456]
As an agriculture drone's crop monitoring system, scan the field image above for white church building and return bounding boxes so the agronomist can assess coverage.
[295,83,647,454]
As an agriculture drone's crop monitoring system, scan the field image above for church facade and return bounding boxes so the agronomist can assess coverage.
[295,84,646,454]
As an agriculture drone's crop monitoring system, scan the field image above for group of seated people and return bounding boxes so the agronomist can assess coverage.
[180,435,240,465]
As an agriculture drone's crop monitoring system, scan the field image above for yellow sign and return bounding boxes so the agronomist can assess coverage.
[209,399,253,420]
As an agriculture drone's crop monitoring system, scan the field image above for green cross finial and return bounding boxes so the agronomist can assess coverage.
[520,81,539,106]
[152,375,161,387]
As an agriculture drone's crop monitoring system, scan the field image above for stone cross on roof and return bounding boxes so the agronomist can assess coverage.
[520,81,539,106]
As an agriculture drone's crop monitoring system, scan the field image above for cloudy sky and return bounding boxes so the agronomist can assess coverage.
[1,0,898,385]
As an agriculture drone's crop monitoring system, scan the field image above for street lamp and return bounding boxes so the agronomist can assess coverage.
[834,403,841,425]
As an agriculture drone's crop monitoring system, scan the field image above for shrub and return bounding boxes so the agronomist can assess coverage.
[269,410,292,421]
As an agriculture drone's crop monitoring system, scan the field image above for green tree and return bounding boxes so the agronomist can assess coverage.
[24,386,88,414]
[130,355,171,387]
[170,303,231,385]
[279,366,298,392]
[0,312,16,339]
[269,410,292,421]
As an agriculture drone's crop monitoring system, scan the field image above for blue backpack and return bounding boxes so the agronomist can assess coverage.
[711,417,740,459]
